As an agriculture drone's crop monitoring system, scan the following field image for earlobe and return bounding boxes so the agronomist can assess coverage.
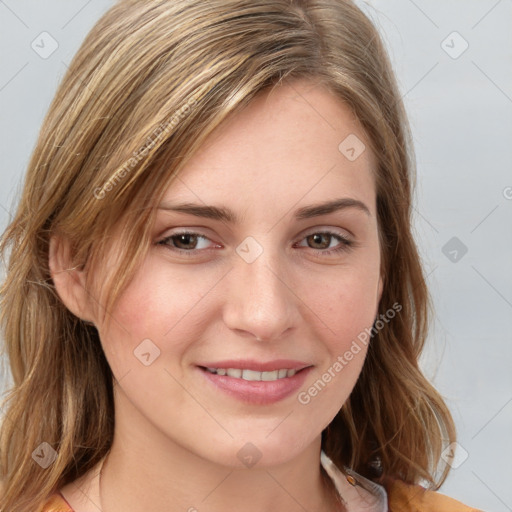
[48,234,95,323]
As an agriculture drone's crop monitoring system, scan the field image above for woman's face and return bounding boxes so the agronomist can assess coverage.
[92,79,382,467]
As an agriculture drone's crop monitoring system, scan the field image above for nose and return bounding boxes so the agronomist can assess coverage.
[222,243,298,342]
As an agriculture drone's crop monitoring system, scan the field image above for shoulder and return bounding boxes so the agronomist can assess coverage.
[41,492,74,512]
[385,478,483,512]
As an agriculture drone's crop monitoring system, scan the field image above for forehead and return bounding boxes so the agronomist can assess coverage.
[160,80,377,220]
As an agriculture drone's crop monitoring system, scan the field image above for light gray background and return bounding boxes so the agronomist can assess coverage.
[0,1,511,511]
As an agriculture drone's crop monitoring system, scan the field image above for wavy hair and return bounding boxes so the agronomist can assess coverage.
[0,0,455,510]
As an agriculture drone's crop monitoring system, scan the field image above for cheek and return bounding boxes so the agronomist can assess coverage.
[96,254,222,375]
[306,261,380,345]
[295,258,380,409]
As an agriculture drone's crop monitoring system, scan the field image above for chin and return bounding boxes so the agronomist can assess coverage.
[193,429,317,469]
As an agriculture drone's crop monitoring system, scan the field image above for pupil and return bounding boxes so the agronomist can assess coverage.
[311,234,329,249]
[177,234,196,249]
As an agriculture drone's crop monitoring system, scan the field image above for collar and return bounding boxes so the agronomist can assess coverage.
[320,450,388,512]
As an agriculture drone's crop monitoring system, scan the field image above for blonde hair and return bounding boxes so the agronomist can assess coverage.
[0,0,455,510]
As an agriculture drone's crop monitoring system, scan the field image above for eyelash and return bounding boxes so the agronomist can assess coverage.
[157,230,355,258]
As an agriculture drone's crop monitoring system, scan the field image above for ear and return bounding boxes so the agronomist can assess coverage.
[48,234,96,323]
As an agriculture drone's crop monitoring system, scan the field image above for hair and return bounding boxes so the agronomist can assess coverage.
[0,0,456,510]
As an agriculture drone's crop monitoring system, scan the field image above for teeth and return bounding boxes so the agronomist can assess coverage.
[260,370,278,381]
[205,367,299,381]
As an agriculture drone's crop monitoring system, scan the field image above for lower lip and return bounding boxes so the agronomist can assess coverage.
[197,366,313,405]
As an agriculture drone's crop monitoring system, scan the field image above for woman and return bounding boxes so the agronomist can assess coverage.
[0,1,481,510]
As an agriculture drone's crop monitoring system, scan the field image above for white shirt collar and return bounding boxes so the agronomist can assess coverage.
[320,450,388,512]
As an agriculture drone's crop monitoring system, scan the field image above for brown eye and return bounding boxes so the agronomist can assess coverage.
[172,233,199,250]
[306,233,332,250]
[296,230,355,257]
[158,231,215,257]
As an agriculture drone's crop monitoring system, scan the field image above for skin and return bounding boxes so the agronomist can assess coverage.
[51,79,383,512]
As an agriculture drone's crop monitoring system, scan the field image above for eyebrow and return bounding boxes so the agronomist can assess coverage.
[157,197,371,223]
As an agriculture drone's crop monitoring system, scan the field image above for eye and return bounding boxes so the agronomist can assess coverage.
[295,230,355,256]
[157,231,217,257]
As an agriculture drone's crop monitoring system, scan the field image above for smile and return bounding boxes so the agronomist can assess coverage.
[197,365,312,405]
[204,367,297,381]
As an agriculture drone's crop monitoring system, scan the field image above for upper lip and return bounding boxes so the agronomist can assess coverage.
[197,359,312,372]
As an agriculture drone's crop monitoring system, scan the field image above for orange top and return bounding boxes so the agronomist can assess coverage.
[384,479,482,511]
[41,493,73,512]
[42,481,482,512]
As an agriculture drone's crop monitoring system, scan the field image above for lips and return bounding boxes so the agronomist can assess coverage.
[195,359,314,405]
